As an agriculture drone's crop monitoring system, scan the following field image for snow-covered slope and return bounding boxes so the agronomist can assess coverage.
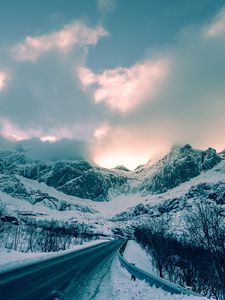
[21,160,131,201]
[114,159,225,237]
[137,144,221,194]
[0,143,224,239]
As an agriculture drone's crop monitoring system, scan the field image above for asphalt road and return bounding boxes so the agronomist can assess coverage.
[0,240,123,300]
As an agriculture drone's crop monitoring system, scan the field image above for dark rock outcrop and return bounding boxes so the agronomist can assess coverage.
[139,144,221,194]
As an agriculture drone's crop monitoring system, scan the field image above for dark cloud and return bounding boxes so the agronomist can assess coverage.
[0,136,90,161]
[20,138,91,161]
[0,50,104,138]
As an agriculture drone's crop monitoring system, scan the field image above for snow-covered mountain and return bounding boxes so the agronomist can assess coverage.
[0,144,222,202]
[0,143,224,239]
[0,149,131,202]
[114,158,225,236]
[21,160,130,201]
[137,144,221,194]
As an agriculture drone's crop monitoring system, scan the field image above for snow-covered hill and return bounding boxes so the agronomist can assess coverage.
[0,143,224,239]
[137,144,221,194]
[114,158,225,237]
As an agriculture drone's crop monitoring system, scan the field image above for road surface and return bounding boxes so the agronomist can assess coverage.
[0,240,123,300]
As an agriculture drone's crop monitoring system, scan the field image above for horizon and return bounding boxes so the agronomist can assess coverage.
[1,0,225,170]
[0,136,223,170]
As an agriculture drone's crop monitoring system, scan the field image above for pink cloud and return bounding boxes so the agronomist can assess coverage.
[0,71,7,91]
[93,123,110,140]
[0,119,82,142]
[12,22,108,61]
[204,8,225,37]
[78,59,169,112]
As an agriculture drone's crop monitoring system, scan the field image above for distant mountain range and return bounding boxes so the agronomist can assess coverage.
[0,143,224,239]
[0,144,222,203]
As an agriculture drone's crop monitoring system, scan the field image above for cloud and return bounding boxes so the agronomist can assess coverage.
[78,59,169,112]
[97,0,117,14]
[0,71,7,91]
[1,8,225,169]
[12,21,108,61]
[87,7,225,168]
[0,21,107,142]
[21,138,90,161]
[91,123,170,170]
[204,7,225,37]
[0,136,90,161]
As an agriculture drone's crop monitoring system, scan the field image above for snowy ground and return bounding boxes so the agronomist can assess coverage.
[0,239,208,299]
[0,240,109,273]
[14,160,225,220]
[123,240,157,275]
[18,175,145,217]
[93,256,206,300]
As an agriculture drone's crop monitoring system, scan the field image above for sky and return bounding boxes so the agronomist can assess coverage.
[0,0,225,169]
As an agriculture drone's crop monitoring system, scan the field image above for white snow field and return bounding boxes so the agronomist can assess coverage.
[123,240,157,275]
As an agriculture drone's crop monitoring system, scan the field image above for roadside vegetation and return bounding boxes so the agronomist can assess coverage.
[135,204,225,300]
[0,202,100,252]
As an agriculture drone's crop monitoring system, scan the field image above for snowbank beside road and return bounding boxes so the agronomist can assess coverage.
[123,240,157,275]
[95,256,206,300]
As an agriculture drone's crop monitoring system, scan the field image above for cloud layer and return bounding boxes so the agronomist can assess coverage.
[1,8,225,168]
[88,7,225,168]
[0,136,90,162]
[0,21,107,143]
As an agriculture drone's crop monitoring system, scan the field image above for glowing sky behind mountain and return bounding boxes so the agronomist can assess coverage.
[0,0,225,169]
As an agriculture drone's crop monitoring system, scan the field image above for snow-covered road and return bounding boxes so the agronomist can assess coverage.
[0,240,208,300]
[0,240,122,300]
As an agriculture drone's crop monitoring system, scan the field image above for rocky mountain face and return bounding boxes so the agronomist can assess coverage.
[0,150,130,202]
[0,143,225,245]
[118,183,225,237]
[0,150,27,173]
[0,144,222,207]
[138,144,221,194]
[21,160,129,201]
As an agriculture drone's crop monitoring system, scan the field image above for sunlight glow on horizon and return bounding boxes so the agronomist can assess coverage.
[93,154,151,171]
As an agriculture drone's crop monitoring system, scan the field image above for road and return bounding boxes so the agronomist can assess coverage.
[0,240,124,300]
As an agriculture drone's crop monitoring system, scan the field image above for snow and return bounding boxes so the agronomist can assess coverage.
[18,175,145,217]
[17,175,100,212]
[5,160,225,224]
[0,239,109,274]
[144,159,225,205]
[0,241,208,299]
[123,240,157,275]
[96,195,145,217]
[93,256,206,300]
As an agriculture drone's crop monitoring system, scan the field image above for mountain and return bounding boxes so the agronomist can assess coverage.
[113,158,225,237]
[0,144,222,206]
[0,142,224,298]
[137,144,221,194]
[20,160,129,201]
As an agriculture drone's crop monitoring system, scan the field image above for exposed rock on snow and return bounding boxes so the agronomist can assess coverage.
[138,144,221,194]
[21,160,129,201]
